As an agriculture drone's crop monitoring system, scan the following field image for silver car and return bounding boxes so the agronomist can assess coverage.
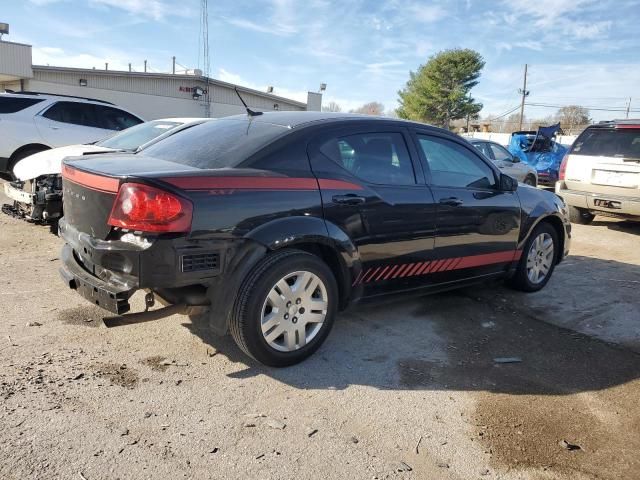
[467,138,538,186]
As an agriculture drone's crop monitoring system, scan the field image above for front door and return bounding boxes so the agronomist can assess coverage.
[308,125,437,296]
[412,131,521,283]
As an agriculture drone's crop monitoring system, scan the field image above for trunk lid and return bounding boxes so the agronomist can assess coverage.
[61,154,200,239]
[565,127,640,195]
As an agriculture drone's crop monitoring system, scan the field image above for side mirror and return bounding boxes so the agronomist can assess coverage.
[511,155,520,163]
[500,173,518,192]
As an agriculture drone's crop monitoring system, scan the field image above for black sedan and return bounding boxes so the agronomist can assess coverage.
[58,112,571,366]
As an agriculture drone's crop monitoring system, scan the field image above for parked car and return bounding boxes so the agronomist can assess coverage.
[58,112,570,366]
[508,124,568,186]
[0,91,143,178]
[556,119,640,224]
[2,118,213,225]
[467,138,537,185]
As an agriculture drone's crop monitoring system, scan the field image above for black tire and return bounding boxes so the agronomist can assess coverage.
[508,222,559,292]
[523,175,537,187]
[568,206,595,225]
[8,146,50,180]
[229,249,338,367]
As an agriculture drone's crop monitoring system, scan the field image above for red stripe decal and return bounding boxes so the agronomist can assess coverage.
[162,176,318,191]
[375,266,390,281]
[364,267,381,283]
[162,176,363,192]
[449,258,463,271]
[393,264,408,278]
[352,270,364,287]
[513,249,523,261]
[438,258,455,272]
[416,262,431,275]
[400,263,416,278]
[318,179,364,190]
[383,265,399,280]
[408,262,424,276]
[456,250,518,270]
[429,259,445,272]
[62,165,119,193]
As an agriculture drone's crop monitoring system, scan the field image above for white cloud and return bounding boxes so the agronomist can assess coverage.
[564,20,612,39]
[223,0,298,36]
[31,45,166,72]
[88,0,189,21]
[408,4,447,23]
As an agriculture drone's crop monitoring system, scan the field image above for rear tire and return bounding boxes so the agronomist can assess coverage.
[523,175,537,187]
[508,222,559,292]
[229,249,338,367]
[568,206,595,225]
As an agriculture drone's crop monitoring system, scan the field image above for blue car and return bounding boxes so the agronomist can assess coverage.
[508,123,568,186]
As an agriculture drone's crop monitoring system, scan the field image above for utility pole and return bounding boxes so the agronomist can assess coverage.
[518,64,530,131]
[626,97,632,119]
[172,56,176,74]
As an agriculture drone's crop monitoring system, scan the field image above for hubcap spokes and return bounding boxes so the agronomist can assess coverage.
[526,232,554,284]
[261,271,328,352]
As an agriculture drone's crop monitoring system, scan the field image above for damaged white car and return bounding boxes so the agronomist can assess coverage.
[2,118,212,227]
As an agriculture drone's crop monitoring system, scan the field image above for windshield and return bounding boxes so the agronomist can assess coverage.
[571,128,640,160]
[139,117,289,169]
[96,120,182,150]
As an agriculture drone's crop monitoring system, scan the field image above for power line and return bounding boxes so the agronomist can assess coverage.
[526,102,640,113]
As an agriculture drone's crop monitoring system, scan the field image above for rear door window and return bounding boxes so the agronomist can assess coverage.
[319,132,416,185]
[0,97,45,113]
[42,101,99,128]
[572,128,640,160]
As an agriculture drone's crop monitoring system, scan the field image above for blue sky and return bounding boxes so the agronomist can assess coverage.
[4,0,640,120]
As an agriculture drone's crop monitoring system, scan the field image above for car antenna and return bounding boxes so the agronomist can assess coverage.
[234,87,263,117]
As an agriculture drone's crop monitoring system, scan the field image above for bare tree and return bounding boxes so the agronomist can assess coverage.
[322,101,342,112]
[351,102,385,116]
[556,105,590,134]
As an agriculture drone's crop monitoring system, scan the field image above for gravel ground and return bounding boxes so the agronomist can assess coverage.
[1,182,639,480]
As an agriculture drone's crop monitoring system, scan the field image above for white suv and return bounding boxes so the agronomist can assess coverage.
[0,91,143,178]
[556,120,640,224]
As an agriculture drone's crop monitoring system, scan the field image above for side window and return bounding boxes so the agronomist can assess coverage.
[319,132,415,185]
[417,135,497,189]
[94,105,142,131]
[0,97,45,113]
[473,142,493,159]
[43,102,99,128]
[489,143,513,162]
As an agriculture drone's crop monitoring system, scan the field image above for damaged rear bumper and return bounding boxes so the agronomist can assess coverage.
[60,243,135,314]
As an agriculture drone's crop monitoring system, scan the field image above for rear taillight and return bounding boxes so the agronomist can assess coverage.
[558,154,569,181]
[108,183,192,233]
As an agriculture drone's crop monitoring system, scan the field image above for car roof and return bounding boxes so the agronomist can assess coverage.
[153,117,213,124]
[591,119,640,129]
[1,90,115,105]
[216,111,454,136]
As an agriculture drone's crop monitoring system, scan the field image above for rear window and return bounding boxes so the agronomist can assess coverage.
[139,118,289,169]
[0,96,45,113]
[97,120,181,150]
[572,128,640,160]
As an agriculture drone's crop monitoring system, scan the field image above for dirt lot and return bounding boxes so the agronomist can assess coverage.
[1,182,639,480]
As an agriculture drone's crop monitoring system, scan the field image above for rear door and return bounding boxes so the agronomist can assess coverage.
[566,126,640,198]
[308,125,437,296]
[34,101,112,146]
[412,130,521,282]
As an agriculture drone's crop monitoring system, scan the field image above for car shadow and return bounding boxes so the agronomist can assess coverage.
[592,218,640,235]
[183,255,640,396]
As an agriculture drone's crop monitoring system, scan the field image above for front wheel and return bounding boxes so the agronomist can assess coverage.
[508,222,559,292]
[229,249,338,367]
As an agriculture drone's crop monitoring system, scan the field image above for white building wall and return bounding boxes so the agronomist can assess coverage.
[26,68,307,120]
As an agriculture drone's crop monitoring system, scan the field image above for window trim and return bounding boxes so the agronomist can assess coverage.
[309,125,426,187]
[410,129,500,191]
[40,101,101,128]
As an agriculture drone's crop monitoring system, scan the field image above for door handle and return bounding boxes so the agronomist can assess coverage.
[50,126,60,130]
[332,194,365,205]
[439,197,464,207]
